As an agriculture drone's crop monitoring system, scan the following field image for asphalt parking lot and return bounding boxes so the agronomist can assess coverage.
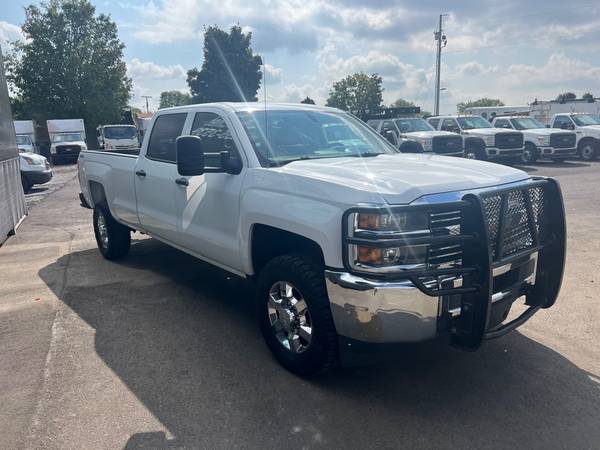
[1,160,599,449]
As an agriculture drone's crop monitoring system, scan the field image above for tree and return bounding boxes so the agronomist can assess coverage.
[556,92,576,102]
[300,96,315,104]
[390,98,415,108]
[457,98,504,113]
[6,0,131,137]
[326,73,383,113]
[159,90,191,109]
[187,25,262,103]
[582,92,595,102]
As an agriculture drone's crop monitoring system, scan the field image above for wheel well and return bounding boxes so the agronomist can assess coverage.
[578,137,596,149]
[251,224,324,275]
[89,181,106,206]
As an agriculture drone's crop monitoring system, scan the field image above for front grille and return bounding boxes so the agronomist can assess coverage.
[432,136,463,155]
[482,186,544,261]
[428,210,463,267]
[495,133,523,149]
[56,145,81,154]
[550,133,576,148]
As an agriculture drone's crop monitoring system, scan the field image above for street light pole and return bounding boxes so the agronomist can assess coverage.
[434,14,448,116]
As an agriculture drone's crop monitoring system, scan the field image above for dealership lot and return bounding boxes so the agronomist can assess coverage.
[1,161,599,449]
[23,164,79,208]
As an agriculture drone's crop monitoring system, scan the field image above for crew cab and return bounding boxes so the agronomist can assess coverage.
[78,103,566,376]
[428,115,525,161]
[367,117,463,156]
[492,116,577,164]
[550,113,600,161]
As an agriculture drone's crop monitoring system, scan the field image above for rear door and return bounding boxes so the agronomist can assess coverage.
[135,112,190,241]
[171,109,246,272]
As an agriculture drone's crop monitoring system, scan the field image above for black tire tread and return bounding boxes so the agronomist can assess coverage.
[257,254,338,376]
[93,201,131,260]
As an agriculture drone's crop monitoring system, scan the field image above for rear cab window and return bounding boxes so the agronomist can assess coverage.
[146,113,188,163]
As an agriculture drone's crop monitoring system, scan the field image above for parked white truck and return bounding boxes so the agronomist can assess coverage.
[366,117,464,156]
[78,103,566,375]
[491,116,577,164]
[97,124,139,151]
[427,115,525,161]
[549,113,600,161]
[47,118,87,164]
[14,120,37,153]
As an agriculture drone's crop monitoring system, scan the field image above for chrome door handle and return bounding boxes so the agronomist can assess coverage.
[175,177,189,186]
[135,170,146,177]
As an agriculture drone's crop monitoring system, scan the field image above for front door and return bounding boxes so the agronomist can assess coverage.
[172,110,246,273]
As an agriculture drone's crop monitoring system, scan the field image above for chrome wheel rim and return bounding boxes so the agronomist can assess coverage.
[465,152,477,160]
[522,149,533,163]
[582,145,594,160]
[97,212,109,248]
[267,281,312,354]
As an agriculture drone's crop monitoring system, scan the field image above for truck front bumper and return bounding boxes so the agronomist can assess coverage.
[486,146,525,157]
[325,271,440,344]
[538,147,577,158]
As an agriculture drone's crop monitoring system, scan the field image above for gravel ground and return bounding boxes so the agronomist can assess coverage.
[1,159,599,450]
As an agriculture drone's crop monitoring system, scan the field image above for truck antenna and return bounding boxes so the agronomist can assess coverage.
[263,61,268,144]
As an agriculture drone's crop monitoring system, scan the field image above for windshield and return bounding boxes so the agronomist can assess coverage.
[572,114,600,126]
[510,118,545,130]
[457,116,493,129]
[394,118,434,132]
[104,126,137,139]
[52,133,82,143]
[16,135,32,145]
[236,110,395,166]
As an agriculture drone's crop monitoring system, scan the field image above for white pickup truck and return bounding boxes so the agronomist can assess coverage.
[550,113,600,161]
[491,116,577,164]
[427,115,525,161]
[78,103,566,376]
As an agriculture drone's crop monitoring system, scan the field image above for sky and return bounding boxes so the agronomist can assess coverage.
[1,0,600,113]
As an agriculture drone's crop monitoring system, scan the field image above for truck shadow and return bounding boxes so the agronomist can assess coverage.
[38,237,600,449]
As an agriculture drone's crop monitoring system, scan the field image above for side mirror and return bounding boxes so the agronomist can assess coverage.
[385,130,398,146]
[176,135,242,176]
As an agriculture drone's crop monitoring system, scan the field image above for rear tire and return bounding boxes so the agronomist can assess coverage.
[93,201,131,260]
[256,254,338,376]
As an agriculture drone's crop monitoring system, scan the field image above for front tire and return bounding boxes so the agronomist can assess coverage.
[465,145,486,161]
[579,140,597,161]
[256,255,338,376]
[93,201,131,260]
[21,175,31,193]
[521,143,538,164]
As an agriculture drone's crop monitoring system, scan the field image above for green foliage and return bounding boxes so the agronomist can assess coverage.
[457,98,504,113]
[581,92,595,102]
[389,98,415,108]
[187,25,262,103]
[326,72,383,112]
[159,90,191,109]
[6,0,131,133]
[300,96,315,104]
[555,92,577,102]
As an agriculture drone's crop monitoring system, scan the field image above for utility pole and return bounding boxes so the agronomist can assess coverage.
[433,14,448,116]
[141,95,152,113]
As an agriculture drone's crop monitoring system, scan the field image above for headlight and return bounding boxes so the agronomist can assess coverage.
[417,139,432,151]
[347,210,431,273]
[22,156,36,165]
[483,135,495,146]
[537,136,550,146]
[50,147,57,154]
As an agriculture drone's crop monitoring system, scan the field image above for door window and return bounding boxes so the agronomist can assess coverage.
[494,119,511,129]
[146,113,187,163]
[441,118,460,133]
[553,116,573,129]
[428,118,440,129]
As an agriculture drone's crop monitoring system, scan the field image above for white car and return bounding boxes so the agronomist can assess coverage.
[78,102,566,376]
[20,151,52,192]
[428,115,525,161]
[492,116,577,164]
[550,113,600,161]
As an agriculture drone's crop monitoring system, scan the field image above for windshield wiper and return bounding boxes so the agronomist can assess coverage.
[347,152,383,157]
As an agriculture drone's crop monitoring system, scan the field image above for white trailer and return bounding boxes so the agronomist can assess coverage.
[47,118,87,164]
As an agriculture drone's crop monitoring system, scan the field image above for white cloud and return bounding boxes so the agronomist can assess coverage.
[0,21,24,53]
[263,64,282,84]
[127,58,187,80]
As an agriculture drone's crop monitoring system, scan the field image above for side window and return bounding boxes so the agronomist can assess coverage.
[553,115,573,129]
[146,113,187,162]
[366,120,380,130]
[191,112,240,160]
[481,112,488,119]
[428,118,440,129]
[381,120,398,135]
[494,119,511,129]
[441,118,460,132]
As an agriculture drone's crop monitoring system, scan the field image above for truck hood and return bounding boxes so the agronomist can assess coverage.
[51,140,86,147]
[464,128,517,136]
[20,151,47,166]
[404,130,458,139]
[522,128,557,137]
[276,153,529,205]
